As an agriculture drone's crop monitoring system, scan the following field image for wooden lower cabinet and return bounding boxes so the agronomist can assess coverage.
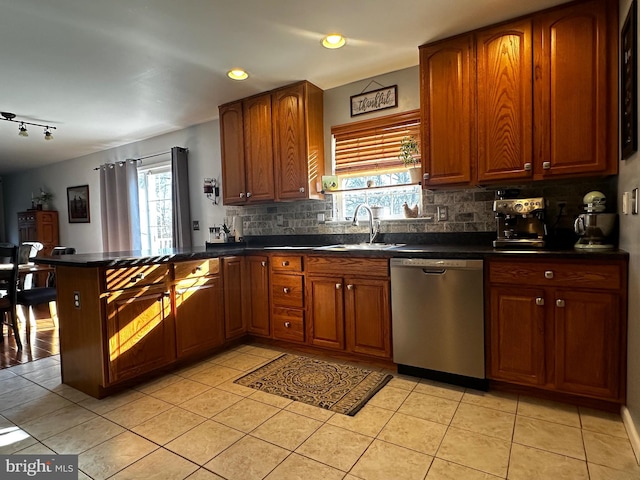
[487,258,627,403]
[489,286,545,385]
[175,276,225,358]
[245,255,271,337]
[105,287,175,384]
[223,256,245,339]
[307,276,345,350]
[306,257,391,359]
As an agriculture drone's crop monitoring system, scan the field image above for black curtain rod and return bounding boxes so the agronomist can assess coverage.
[93,147,187,170]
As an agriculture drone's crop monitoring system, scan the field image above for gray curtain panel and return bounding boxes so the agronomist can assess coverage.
[100,160,141,252]
[171,146,192,248]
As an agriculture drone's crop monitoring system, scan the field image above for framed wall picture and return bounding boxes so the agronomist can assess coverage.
[622,0,637,159]
[67,185,90,223]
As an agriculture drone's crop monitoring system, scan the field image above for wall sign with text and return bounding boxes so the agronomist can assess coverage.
[350,85,398,116]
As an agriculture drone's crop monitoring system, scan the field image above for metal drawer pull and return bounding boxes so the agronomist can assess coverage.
[556,299,565,308]
[543,161,551,169]
[283,287,290,294]
[336,283,342,289]
[524,162,532,171]
[347,284,354,290]
[284,322,291,328]
[239,192,245,198]
[536,297,544,306]
[247,192,252,198]
[282,261,289,266]
[261,261,267,267]
[195,266,202,272]
[299,187,305,193]
[130,273,145,282]
[544,271,554,279]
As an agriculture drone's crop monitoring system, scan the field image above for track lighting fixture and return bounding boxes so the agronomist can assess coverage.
[1,111,57,140]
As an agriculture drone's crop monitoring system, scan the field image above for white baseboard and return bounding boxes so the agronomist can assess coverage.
[621,406,640,465]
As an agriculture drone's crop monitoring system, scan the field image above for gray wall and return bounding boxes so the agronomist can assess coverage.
[619,0,640,459]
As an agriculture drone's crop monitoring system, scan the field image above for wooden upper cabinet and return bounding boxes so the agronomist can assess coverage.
[420,35,475,186]
[477,20,533,183]
[219,102,246,205]
[533,0,617,178]
[243,93,275,202]
[272,81,324,201]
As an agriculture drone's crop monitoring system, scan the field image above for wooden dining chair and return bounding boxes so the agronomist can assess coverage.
[0,245,22,350]
[17,246,76,341]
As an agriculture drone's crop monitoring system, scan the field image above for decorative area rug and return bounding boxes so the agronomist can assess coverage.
[234,353,393,416]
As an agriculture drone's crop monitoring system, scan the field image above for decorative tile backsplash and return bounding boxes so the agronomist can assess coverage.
[225,177,616,237]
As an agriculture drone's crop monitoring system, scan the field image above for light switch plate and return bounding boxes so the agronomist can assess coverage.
[623,192,630,214]
[633,188,639,215]
[192,220,200,231]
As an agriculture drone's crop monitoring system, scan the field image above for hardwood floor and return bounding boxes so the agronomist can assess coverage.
[0,304,59,368]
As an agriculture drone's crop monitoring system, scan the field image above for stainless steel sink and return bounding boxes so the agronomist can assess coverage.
[314,243,405,251]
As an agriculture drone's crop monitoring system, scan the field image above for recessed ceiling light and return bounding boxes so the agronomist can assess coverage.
[322,34,346,49]
[227,69,249,80]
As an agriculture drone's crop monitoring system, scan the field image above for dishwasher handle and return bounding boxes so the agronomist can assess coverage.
[422,268,447,275]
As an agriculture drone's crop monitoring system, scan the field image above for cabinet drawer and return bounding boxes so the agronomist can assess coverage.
[271,274,304,307]
[174,258,220,280]
[306,256,389,277]
[105,264,170,291]
[489,260,622,290]
[271,255,303,272]
[272,307,304,342]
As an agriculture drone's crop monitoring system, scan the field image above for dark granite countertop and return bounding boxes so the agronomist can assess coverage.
[34,233,628,268]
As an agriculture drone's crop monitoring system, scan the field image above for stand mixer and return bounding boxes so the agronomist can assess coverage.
[574,191,616,250]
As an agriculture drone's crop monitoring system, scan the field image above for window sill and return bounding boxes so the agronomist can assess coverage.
[321,181,421,194]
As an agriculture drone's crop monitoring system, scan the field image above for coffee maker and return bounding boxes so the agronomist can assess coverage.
[493,193,547,248]
[574,191,616,250]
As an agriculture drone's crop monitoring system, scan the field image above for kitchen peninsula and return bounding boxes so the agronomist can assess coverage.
[36,240,628,410]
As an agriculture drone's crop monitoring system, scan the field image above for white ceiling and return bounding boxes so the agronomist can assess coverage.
[0,0,572,175]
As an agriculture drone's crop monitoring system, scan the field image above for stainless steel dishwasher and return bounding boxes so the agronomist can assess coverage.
[390,258,487,389]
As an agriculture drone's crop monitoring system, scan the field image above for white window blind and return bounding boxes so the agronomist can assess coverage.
[332,109,420,175]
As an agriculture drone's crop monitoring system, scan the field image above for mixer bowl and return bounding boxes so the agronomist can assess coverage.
[574,213,616,249]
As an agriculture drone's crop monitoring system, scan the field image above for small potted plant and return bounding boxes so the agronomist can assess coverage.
[37,188,54,210]
[399,136,421,183]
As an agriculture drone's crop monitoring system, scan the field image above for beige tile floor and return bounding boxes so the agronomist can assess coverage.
[1,343,639,479]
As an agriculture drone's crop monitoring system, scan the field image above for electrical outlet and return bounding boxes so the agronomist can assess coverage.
[276,214,284,226]
[192,220,200,231]
[437,206,448,221]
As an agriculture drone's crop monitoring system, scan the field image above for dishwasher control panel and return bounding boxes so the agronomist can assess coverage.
[391,258,482,269]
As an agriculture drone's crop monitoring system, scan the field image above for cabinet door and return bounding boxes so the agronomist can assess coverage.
[533,0,616,178]
[554,290,621,400]
[272,83,310,200]
[223,256,245,339]
[477,20,533,182]
[307,276,344,350]
[245,256,271,337]
[219,101,247,205]
[489,286,546,385]
[344,277,391,359]
[175,276,225,358]
[420,35,475,186]
[106,288,175,384]
[243,93,275,202]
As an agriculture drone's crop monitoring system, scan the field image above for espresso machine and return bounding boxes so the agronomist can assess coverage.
[493,195,547,248]
[574,191,617,250]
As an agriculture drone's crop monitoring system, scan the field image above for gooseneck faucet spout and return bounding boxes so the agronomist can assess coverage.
[352,204,380,244]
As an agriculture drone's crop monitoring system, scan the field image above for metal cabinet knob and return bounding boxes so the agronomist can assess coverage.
[283,287,290,294]
[284,321,291,328]
[536,297,544,306]
[239,192,245,198]
[261,261,267,267]
[246,192,252,198]
[336,283,342,289]
[524,162,532,171]
[347,284,354,290]
[423,173,430,180]
[195,266,202,272]
[543,161,551,170]
[299,187,305,193]
[544,271,554,279]
[282,261,289,266]
[556,299,565,308]
[130,273,145,283]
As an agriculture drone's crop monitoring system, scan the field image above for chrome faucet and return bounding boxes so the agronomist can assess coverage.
[352,204,380,243]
